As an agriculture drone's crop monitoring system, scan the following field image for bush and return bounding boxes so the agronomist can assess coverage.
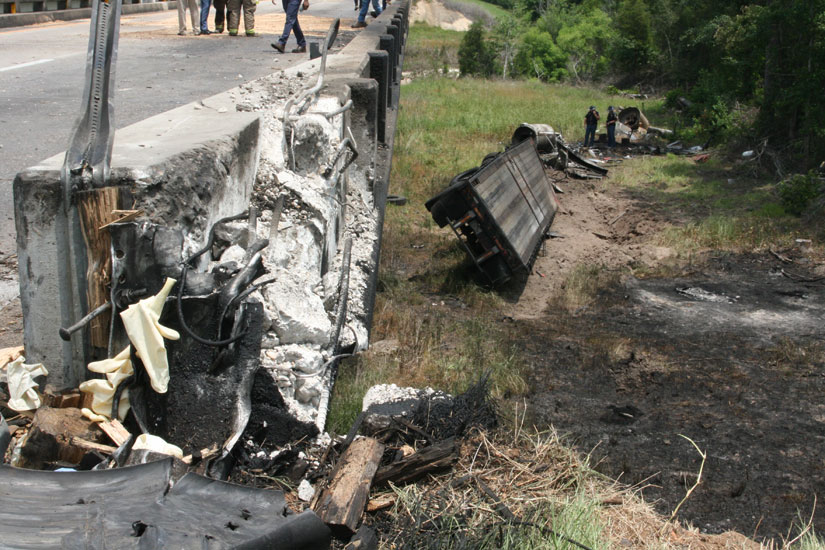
[777,171,823,216]
[513,27,567,81]
[459,21,498,77]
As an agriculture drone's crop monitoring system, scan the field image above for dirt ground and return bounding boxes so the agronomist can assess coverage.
[502,166,825,542]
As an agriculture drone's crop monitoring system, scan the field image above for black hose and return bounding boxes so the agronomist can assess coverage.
[175,267,247,347]
[184,210,249,267]
[216,276,276,341]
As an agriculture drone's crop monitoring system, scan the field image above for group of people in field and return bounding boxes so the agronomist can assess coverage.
[583,105,618,148]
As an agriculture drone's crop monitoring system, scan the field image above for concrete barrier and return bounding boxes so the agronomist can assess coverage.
[14,1,409,432]
[0,0,173,28]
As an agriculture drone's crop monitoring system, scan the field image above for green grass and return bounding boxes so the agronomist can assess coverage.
[447,0,509,19]
[404,22,464,74]
[396,77,635,202]
[606,153,822,253]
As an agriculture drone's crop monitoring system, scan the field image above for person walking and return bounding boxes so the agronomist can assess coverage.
[606,106,617,147]
[271,0,309,52]
[199,0,213,34]
[584,105,599,147]
[178,0,200,35]
[214,0,229,33]
[351,0,381,28]
[227,0,257,36]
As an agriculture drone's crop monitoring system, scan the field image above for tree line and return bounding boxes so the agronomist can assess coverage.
[458,0,825,171]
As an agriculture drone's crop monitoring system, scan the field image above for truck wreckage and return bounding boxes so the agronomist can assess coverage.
[0,0,463,546]
[425,123,612,285]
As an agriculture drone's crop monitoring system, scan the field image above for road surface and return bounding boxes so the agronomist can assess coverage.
[0,0,362,266]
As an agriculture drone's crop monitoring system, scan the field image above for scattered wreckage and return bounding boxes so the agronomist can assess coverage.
[425,123,615,286]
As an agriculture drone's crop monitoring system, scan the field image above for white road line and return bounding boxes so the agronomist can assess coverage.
[0,58,54,73]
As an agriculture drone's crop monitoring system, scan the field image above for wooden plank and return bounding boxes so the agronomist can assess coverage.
[98,419,131,446]
[0,346,24,369]
[313,437,384,536]
[70,436,116,455]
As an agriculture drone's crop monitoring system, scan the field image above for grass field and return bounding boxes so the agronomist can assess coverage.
[325,21,825,549]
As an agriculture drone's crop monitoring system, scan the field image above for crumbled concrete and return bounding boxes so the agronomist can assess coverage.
[361,384,451,432]
[224,71,383,430]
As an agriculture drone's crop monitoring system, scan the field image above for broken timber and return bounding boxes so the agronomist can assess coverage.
[373,437,458,486]
[313,437,384,536]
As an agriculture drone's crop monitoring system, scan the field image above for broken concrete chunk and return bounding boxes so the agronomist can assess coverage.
[291,114,337,175]
[265,344,324,374]
[298,478,315,502]
[218,243,247,264]
[294,377,323,407]
[265,275,331,346]
[361,384,449,432]
[4,356,48,412]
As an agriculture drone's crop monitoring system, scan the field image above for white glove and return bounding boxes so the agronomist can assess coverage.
[120,278,180,394]
[134,433,184,459]
[4,356,47,412]
[79,346,133,421]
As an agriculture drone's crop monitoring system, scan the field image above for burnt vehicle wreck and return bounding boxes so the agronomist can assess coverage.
[425,136,560,285]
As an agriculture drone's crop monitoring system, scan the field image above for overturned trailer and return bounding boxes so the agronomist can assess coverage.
[425,140,559,285]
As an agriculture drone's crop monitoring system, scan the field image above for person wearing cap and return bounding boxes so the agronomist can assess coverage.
[584,106,600,147]
[606,106,617,147]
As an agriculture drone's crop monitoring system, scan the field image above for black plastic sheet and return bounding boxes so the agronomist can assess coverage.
[0,459,330,549]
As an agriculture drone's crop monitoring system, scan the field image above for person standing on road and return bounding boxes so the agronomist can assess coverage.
[584,105,599,147]
[606,105,617,148]
[200,0,213,34]
[178,0,200,35]
[228,0,257,36]
[271,0,309,52]
[214,0,229,33]
[351,0,381,28]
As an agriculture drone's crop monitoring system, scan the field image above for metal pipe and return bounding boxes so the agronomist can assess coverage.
[332,237,353,355]
[320,99,353,120]
[59,301,112,341]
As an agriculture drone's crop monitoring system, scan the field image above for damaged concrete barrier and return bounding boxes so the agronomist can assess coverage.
[14,1,410,446]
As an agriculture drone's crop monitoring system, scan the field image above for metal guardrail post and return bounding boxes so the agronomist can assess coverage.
[368,51,389,144]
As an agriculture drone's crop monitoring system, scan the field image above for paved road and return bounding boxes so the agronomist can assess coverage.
[0,0,360,261]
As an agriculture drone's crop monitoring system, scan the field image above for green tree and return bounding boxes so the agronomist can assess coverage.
[556,8,615,82]
[458,21,498,77]
[492,15,526,79]
[513,27,568,81]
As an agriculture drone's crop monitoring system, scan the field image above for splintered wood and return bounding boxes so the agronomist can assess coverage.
[313,437,384,536]
[373,438,458,486]
[77,188,123,348]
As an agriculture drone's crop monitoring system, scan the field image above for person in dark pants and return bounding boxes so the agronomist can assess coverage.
[213,0,228,33]
[271,0,309,52]
[606,105,617,147]
[199,0,212,34]
[584,105,599,147]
